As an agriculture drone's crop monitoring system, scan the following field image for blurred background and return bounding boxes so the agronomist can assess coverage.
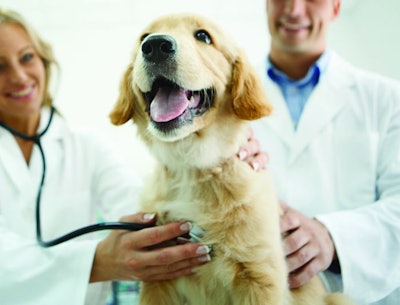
[1,0,400,174]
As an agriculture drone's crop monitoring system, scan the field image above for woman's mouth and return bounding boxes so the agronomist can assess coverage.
[7,85,36,101]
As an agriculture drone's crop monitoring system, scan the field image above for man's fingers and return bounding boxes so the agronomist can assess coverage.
[236,126,269,171]
[238,139,259,161]
[237,126,258,160]
[282,227,309,255]
[280,209,301,233]
[288,259,320,288]
[250,151,269,170]
[279,200,289,212]
[286,243,319,272]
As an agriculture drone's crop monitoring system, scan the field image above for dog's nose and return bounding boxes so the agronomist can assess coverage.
[141,35,177,62]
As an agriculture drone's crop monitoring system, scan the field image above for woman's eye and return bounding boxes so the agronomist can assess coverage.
[21,53,34,63]
[194,30,212,44]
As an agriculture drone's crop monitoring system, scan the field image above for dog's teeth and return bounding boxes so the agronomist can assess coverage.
[189,95,198,108]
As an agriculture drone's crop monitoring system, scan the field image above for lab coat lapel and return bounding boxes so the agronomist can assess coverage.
[0,107,64,194]
[289,54,355,163]
[263,78,296,147]
[259,53,355,163]
[0,132,31,193]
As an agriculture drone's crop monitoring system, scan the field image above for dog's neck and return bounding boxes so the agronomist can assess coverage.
[146,119,250,171]
[151,134,247,171]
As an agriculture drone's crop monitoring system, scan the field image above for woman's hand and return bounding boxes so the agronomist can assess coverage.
[237,126,269,171]
[90,213,211,283]
[279,201,336,288]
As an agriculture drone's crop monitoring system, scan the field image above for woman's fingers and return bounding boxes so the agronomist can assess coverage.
[129,221,192,249]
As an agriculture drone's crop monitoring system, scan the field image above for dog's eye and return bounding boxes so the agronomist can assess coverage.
[194,30,212,44]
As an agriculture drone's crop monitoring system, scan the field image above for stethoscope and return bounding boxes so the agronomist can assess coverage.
[0,106,151,247]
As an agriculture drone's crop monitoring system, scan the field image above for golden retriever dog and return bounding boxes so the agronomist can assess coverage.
[110,13,355,305]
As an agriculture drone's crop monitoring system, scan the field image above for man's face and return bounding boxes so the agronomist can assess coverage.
[266,0,340,54]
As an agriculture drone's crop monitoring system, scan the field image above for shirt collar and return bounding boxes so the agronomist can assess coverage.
[267,50,331,86]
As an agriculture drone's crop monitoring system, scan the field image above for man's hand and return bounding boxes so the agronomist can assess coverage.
[237,127,269,171]
[279,201,336,288]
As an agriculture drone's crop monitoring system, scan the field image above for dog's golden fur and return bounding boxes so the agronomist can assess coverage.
[110,13,355,305]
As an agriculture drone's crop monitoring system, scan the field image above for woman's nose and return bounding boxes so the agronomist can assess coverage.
[8,64,29,84]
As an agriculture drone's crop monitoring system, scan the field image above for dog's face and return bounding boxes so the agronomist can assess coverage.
[110,13,272,168]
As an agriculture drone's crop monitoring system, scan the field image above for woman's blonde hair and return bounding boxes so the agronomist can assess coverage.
[0,7,58,107]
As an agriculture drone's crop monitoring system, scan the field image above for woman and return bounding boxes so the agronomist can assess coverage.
[0,7,267,305]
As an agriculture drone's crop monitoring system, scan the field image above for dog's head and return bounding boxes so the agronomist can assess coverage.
[110,13,272,168]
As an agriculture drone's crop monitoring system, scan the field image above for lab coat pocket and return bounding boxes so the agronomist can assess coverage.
[334,132,379,208]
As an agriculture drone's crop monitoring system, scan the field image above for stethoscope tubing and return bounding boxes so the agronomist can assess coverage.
[0,106,150,247]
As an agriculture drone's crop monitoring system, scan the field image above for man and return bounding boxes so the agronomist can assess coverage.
[252,0,400,304]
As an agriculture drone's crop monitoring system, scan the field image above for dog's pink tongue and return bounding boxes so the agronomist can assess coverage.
[150,87,189,122]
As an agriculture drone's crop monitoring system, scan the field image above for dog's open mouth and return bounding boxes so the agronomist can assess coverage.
[144,77,214,131]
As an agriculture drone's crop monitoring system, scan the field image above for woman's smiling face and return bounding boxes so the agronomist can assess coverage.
[0,22,45,124]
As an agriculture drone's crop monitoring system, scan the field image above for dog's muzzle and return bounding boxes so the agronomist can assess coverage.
[140,34,215,135]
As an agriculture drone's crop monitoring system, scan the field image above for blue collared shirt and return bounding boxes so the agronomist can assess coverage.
[267,51,330,129]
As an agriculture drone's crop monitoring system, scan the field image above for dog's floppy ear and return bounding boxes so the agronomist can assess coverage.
[109,64,135,125]
[231,54,272,120]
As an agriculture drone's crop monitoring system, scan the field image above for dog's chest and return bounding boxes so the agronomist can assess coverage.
[142,165,253,232]
[139,162,267,247]
[141,168,220,224]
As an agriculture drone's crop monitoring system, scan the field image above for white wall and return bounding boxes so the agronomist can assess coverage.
[329,0,400,80]
[1,0,399,173]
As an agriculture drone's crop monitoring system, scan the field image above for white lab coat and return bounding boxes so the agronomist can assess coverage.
[252,52,400,305]
[0,107,143,305]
